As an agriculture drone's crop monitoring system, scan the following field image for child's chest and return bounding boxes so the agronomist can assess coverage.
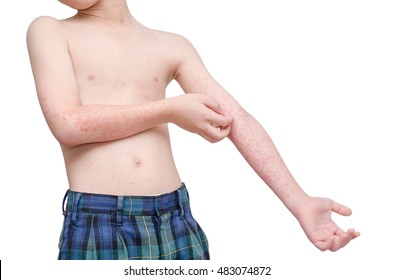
[66,30,175,105]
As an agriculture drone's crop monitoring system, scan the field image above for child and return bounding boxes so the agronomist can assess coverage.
[27,0,359,260]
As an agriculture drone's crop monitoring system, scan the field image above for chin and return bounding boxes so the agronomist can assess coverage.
[58,0,97,10]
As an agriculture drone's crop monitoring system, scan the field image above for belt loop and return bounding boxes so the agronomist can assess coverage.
[154,197,159,216]
[177,188,184,220]
[62,189,70,216]
[117,196,124,226]
[71,192,82,225]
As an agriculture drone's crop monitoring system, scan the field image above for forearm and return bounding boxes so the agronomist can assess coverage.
[52,99,172,146]
[228,109,310,217]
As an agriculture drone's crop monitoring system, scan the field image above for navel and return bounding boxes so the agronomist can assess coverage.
[134,158,142,168]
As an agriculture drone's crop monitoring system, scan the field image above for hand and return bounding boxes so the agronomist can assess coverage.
[295,197,360,251]
[169,93,233,143]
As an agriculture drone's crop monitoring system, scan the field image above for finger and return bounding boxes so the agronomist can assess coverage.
[201,134,216,143]
[201,94,222,113]
[209,113,233,128]
[344,228,361,239]
[203,124,231,143]
[218,124,232,138]
[332,201,352,216]
[330,229,356,252]
[313,228,360,252]
[317,235,349,252]
[219,115,234,127]
[334,227,346,236]
[206,127,226,143]
[331,229,361,252]
[314,236,335,252]
[202,133,225,143]
[352,230,361,239]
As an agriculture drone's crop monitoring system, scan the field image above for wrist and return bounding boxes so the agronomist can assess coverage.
[286,191,312,219]
[162,96,180,124]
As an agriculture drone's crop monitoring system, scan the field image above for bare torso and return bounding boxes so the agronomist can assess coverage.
[60,17,181,195]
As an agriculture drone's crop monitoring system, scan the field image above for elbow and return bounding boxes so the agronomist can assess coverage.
[54,131,81,147]
[48,113,90,147]
[51,126,84,147]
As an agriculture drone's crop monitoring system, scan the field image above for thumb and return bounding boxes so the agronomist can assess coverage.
[332,201,352,216]
[201,94,224,114]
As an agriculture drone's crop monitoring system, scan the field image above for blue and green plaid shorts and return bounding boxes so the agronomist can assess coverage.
[58,183,209,260]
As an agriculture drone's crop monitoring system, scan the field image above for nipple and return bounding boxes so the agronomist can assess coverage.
[87,74,95,81]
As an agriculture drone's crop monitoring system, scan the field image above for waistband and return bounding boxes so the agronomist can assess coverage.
[63,183,189,217]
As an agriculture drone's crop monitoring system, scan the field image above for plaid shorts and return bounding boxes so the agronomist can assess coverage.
[58,183,210,260]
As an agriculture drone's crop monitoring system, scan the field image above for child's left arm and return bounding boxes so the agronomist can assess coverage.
[173,36,360,251]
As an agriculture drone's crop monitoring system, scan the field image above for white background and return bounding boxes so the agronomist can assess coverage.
[1,0,392,279]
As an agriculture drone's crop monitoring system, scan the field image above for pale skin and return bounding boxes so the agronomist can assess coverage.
[27,0,360,252]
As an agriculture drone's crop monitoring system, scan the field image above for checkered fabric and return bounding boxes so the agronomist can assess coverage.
[58,183,209,260]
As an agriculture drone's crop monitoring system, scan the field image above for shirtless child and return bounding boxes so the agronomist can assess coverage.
[27,0,359,260]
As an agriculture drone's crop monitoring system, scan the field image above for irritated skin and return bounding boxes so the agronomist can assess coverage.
[27,0,359,251]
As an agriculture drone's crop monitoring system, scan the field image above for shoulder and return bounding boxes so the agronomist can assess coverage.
[149,29,196,52]
[146,30,207,81]
[27,16,63,34]
[156,30,189,43]
[153,30,202,70]
[27,16,70,61]
[27,16,67,43]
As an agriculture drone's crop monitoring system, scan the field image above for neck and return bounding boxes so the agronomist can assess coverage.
[76,0,137,27]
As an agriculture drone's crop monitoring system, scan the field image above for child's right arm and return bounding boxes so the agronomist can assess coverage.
[27,17,231,147]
